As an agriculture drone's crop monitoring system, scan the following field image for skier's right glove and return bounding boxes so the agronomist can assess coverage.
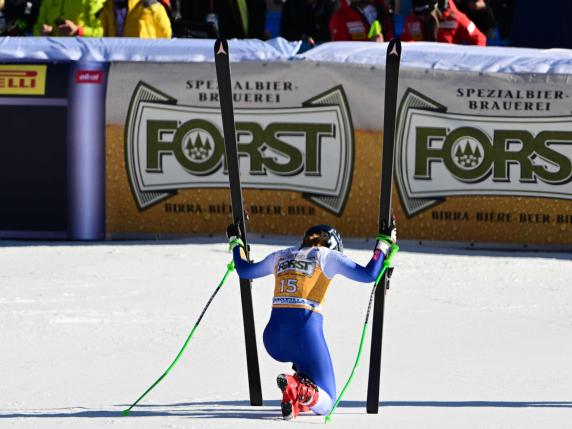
[226,223,244,253]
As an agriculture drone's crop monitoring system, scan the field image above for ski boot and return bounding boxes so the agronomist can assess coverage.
[276,374,300,420]
[294,374,319,412]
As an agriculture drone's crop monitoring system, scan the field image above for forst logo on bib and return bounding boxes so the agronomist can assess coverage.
[396,89,572,216]
[125,82,354,215]
[276,258,316,277]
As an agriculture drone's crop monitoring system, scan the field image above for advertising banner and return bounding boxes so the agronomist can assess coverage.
[0,62,70,238]
[106,60,572,246]
[106,61,384,238]
[393,69,572,246]
[0,64,47,96]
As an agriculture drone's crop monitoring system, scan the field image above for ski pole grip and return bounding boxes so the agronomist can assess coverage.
[385,243,399,266]
[374,244,399,285]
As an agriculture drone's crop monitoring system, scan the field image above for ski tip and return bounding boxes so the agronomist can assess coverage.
[121,409,130,416]
[387,38,402,58]
[214,38,229,57]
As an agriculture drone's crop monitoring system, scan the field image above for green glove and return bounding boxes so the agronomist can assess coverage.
[228,237,244,253]
[375,219,397,256]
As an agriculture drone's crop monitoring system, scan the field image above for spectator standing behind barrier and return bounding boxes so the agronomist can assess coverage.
[401,0,486,45]
[456,0,495,39]
[329,0,394,42]
[280,0,339,46]
[100,0,172,37]
[171,0,266,39]
[1,0,41,35]
[33,0,104,36]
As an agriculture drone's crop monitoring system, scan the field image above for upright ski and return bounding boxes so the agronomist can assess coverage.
[366,38,402,414]
[214,38,263,406]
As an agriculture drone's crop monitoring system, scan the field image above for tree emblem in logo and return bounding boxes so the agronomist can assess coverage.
[453,138,483,170]
[184,130,214,162]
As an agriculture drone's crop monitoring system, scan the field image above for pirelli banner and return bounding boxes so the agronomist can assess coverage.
[106,61,572,247]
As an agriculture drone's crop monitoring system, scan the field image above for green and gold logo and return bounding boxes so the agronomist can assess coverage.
[396,89,572,216]
[125,82,354,215]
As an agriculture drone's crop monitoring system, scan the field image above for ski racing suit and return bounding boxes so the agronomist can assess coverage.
[233,245,385,415]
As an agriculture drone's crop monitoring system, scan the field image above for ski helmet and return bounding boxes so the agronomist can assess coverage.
[301,224,343,252]
[412,0,437,14]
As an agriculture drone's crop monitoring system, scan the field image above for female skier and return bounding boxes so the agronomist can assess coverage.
[227,223,396,420]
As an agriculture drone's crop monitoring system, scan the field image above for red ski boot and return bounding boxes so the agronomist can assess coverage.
[276,374,300,420]
[295,374,319,413]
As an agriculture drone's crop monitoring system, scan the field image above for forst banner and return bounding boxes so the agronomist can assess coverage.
[106,61,380,238]
[106,61,572,246]
[395,70,572,246]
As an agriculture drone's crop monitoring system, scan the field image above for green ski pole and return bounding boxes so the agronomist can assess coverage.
[122,261,235,416]
[325,245,399,423]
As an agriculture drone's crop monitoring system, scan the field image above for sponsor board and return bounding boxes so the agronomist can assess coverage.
[76,70,103,84]
[396,89,572,217]
[106,61,571,246]
[125,81,354,216]
[0,65,47,95]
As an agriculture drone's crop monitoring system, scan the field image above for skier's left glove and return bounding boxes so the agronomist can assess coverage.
[226,223,244,252]
[374,214,397,257]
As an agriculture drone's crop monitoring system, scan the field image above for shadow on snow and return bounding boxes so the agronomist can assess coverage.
[1,400,571,420]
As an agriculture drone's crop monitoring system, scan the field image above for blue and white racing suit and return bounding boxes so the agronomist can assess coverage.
[233,245,384,415]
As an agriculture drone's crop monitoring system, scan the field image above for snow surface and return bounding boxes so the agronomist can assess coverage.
[1,236,571,428]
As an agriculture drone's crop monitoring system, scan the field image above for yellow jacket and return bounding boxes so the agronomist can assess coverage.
[33,0,105,37]
[101,0,171,38]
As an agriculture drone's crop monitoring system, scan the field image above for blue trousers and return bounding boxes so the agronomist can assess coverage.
[263,308,336,400]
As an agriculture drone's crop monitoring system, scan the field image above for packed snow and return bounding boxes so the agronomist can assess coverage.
[1,236,571,428]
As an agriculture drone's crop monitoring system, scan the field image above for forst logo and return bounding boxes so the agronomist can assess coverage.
[276,258,315,276]
[415,126,572,184]
[126,82,354,215]
[146,118,332,177]
[396,89,572,216]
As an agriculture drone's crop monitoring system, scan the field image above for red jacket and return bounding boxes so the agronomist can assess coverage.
[401,0,486,46]
[329,0,394,42]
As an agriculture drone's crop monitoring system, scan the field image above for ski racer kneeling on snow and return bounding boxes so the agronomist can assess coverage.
[227,223,396,420]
